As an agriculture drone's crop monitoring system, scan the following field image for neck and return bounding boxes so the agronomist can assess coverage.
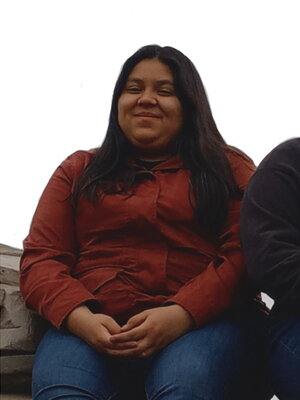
[134,150,174,162]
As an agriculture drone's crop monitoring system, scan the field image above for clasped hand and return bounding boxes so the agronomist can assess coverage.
[66,304,194,358]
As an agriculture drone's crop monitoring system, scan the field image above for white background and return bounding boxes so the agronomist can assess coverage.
[1,0,299,249]
[1,3,298,397]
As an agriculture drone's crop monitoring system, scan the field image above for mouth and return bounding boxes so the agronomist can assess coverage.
[134,112,160,118]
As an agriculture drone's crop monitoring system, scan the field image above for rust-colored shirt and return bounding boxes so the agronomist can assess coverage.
[20,148,255,328]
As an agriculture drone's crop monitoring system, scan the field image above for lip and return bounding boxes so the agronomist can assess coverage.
[134,112,160,118]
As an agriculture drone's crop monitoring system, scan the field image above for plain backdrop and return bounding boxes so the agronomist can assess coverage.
[1,3,298,397]
[1,0,299,249]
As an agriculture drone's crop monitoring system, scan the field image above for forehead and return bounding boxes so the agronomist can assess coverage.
[127,59,174,82]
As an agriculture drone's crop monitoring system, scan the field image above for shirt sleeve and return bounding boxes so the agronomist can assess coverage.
[167,150,256,326]
[241,140,300,312]
[20,152,99,329]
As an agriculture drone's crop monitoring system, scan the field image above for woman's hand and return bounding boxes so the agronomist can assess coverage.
[65,305,138,354]
[109,304,195,358]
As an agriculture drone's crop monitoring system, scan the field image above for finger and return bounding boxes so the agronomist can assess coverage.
[101,316,122,335]
[86,333,111,352]
[105,340,138,351]
[121,312,147,331]
[110,326,145,343]
[107,346,144,358]
[111,340,155,359]
[135,340,161,358]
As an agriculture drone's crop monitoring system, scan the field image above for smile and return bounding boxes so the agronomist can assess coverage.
[134,113,160,118]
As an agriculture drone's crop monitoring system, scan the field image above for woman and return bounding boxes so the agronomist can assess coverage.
[20,45,271,400]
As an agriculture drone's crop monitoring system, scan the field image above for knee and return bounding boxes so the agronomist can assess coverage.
[145,323,270,400]
[33,385,100,400]
[145,346,229,399]
[32,365,116,400]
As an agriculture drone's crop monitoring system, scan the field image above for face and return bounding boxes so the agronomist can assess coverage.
[118,58,183,160]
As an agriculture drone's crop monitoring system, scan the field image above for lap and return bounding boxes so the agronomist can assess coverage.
[146,308,271,400]
[32,328,117,400]
[33,308,271,400]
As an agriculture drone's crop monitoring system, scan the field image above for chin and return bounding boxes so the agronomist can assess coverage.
[131,133,160,146]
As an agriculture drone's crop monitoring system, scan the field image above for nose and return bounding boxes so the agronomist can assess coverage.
[137,90,157,106]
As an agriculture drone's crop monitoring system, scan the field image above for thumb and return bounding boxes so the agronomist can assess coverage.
[100,315,121,334]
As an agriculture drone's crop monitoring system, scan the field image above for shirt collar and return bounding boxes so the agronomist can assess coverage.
[129,155,186,171]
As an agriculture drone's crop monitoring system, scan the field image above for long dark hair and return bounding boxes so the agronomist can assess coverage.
[73,45,240,235]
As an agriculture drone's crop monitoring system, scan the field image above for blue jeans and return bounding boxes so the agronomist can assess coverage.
[267,316,300,400]
[32,308,272,400]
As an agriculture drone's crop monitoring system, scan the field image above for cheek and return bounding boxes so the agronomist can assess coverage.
[167,99,183,122]
[118,96,136,125]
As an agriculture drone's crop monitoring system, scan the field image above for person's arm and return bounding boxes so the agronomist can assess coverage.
[165,151,256,326]
[20,152,99,328]
[241,141,300,310]
[168,197,246,325]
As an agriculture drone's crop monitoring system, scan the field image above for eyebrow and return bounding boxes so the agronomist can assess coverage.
[126,78,175,86]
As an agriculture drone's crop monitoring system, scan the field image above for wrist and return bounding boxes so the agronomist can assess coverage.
[65,304,93,330]
[169,304,195,330]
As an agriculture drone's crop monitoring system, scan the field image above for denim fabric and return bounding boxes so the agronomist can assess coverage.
[267,317,300,400]
[32,309,272,400]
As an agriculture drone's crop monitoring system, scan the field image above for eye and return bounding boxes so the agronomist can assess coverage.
[126,86,142,93]
[157,88,173,96]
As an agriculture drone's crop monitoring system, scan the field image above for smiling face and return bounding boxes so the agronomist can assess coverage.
[117,58,183,161]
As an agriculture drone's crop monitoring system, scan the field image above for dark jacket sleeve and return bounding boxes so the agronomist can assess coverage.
[241,138,300,313]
